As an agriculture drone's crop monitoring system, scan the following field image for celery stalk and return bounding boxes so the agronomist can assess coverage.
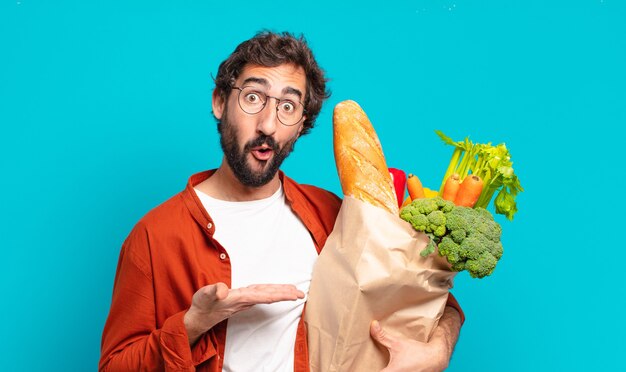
[438,147,463,194]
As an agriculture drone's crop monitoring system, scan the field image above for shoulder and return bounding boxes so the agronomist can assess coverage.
[123,190,190,250]
[119,190,193,267]
[282,174,342,220]
[141,192,187,224]
[297,183,342,207]
[284,176,341,204]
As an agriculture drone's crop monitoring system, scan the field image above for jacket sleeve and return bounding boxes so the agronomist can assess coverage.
[99,223,217,371]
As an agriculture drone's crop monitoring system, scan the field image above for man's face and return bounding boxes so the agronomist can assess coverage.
[213,64,307,187]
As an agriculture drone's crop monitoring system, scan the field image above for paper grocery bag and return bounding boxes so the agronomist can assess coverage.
[305,196,456,372]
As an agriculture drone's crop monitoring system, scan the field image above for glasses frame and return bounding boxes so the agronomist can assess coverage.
[231,86,306,127]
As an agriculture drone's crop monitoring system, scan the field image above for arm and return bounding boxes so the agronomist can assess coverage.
[99,226,212,371]
[431,305,462,367]
[370,305,462,372]
[100,224,305,370]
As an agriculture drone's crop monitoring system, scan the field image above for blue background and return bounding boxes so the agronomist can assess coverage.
[1,0,625,370]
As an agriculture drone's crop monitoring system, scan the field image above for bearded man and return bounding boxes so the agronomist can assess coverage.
[100,31,463,372]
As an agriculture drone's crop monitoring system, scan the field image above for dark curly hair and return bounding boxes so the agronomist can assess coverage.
[214,31,330,136]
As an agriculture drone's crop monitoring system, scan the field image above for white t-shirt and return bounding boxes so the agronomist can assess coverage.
[195,184,318,372]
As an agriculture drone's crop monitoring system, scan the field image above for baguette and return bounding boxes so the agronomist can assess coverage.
[333,100,399,215]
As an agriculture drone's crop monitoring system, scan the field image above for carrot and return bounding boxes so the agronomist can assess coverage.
[441,174,461,202]
[407,174,425,200]
[454,175,484,207]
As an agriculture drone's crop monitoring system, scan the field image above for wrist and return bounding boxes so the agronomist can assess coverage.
[184,308,210,345]
[431,330,452,368]
[430,306,461,368]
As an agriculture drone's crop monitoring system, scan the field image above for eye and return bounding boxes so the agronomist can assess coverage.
[279,101,296,114]
[244,92,262,104]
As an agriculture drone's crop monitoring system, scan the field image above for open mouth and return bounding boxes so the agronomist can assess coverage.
[250,145,274,161]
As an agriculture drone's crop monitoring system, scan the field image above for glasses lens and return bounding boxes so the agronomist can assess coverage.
[238,87,266,114]
[277,100,304,126]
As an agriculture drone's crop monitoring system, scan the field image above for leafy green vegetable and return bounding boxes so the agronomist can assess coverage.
[435,130,523,220]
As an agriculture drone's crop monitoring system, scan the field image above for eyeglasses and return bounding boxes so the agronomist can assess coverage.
[232,86,306,126]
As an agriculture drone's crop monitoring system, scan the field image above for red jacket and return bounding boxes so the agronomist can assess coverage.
[100,170,463,371]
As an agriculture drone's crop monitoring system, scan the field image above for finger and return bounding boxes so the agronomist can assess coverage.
[264,284,305,300]
[240,284,305,304]
[249,284,305,298]
[370,320,396,350]
[268,285,305,300]
[200,282,228,302]
[254,287,304,302]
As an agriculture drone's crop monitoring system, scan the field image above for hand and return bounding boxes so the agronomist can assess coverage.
[370,320,451,372]
[184,282,304,344]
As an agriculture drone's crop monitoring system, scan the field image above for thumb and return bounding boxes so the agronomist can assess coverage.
[370,320,396,350]
[213,282,229,301]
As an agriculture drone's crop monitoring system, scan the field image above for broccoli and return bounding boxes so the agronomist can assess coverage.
[438,236,461,264]
[427,210,447,237]
[450,229,467,244]
[399,209,427,231]
[400,198,504,279]
[400,197,454,238]
[465,251,498,278]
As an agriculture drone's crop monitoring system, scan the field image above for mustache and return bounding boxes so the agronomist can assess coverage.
[243,135,279,152]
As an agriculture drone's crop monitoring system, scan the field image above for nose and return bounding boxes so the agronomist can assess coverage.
[255,99,280,136]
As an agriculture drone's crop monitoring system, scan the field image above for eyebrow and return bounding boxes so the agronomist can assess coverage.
[282,86,303,101]
[241,77,269,87]
[240,76,304,101]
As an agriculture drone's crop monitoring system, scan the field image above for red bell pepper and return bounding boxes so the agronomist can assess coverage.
[388,167,407,209]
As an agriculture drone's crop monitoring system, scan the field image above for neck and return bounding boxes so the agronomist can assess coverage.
[196,158,281,201]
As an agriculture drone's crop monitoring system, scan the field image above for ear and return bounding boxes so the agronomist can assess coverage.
[212,89,226,120]
[297,116,307,136]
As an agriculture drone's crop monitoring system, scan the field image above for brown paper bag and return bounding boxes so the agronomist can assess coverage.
[305,196,456,372]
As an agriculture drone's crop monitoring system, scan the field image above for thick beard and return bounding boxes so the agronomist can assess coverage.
[218,110,298,188]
